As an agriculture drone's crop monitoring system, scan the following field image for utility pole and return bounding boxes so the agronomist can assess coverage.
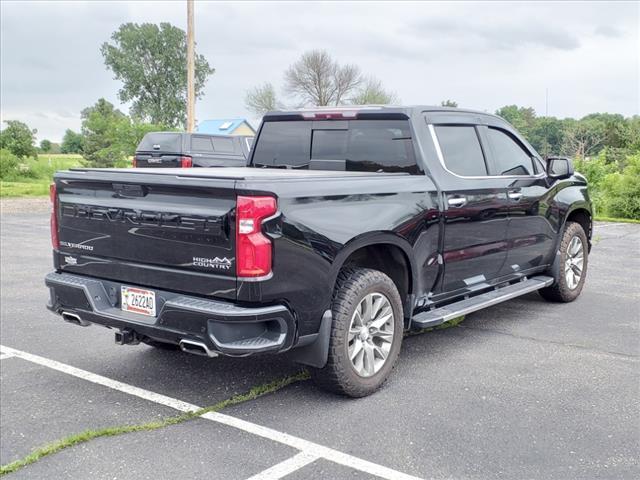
[186,0,195,132]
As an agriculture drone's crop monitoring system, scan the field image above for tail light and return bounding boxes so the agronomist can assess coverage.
[50,183,59,249]
[132,157,137,168]
[236,196,277,278]
[180,156,193,168]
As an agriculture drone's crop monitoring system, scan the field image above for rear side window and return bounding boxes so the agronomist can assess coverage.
[212,137,235,153]
[252,122,310,168]
[191,136,214,152]
[434,126,487,176]
[253,120,418,173]
[487,128,534,176]
[137,133,181,152]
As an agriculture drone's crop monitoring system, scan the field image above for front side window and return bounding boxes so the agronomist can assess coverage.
[487,128,534,176]
[434,125,487,176]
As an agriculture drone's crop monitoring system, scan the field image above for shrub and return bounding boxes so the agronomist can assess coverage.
[573,153,616,214]
[0,149,20,179]
[600,154,640,219]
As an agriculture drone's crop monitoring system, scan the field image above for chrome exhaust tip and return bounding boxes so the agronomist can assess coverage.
[61,311,91,327]
[179,339,218,358]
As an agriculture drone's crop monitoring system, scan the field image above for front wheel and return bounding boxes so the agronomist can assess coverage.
[309,267,404,397]
[539,221,589,302]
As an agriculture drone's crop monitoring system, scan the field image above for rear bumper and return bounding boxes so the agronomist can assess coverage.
[45,272,296,356]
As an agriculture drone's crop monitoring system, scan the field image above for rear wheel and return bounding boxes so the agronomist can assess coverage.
[310,268,403,397]
[539,221,588,302]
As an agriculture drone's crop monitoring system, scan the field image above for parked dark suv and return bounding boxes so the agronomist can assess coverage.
[133,132,253,168]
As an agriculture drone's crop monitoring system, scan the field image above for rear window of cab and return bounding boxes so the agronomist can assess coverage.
[137,133,182,152]
[252,120,419,174]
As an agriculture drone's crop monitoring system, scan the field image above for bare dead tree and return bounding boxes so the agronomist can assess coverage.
[562,121,605,159]
[284,50,362,106]
[333,64,362,105]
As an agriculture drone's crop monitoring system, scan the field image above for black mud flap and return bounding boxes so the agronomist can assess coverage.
[288,310,332,368]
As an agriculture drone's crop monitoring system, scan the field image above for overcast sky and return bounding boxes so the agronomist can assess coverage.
[1,0,638,142]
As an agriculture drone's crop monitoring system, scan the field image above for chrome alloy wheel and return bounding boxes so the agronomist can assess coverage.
[565,235,585,290]
[348,293,395,377]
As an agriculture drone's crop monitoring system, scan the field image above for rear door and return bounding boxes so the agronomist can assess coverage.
[134,133,183,168]
[483,125,555,273]
[426,115,511,295]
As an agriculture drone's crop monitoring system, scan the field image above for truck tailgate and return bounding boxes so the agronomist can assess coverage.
[53,171,237,300]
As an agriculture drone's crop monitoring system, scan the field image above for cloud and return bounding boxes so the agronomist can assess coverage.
[1,1,638,142]
[594,25,623,38]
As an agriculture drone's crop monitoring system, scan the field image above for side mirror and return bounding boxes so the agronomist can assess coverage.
[546,156,574,180]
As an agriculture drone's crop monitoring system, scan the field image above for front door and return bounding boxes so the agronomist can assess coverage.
[481,126,556,273]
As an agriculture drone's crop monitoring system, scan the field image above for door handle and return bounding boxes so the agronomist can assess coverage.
[508,190,523,201]
[447,196,467,207]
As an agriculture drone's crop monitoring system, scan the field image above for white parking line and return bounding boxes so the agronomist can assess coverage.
[244,452,319,480]
[0,352,14,360]
[0,345,424,480]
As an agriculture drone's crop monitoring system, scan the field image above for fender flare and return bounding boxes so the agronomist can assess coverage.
[329,232,418,299]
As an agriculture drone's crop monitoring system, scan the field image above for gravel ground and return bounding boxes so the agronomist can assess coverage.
[0,197,50,214]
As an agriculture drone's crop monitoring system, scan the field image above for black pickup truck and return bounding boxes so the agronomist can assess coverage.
[45,106,592,397]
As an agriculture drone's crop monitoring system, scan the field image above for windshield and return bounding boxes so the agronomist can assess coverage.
[252,120,419,173]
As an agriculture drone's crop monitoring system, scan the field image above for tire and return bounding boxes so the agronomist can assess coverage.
[142,339,180,351]
[310,267,404,397]
[539,221,589,303]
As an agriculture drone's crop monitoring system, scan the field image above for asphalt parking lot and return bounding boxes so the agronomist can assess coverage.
[1,201,639,479]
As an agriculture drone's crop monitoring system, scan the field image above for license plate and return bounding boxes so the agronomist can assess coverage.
[121,286,156,317]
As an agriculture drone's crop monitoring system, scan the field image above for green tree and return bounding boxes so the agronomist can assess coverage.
[440,99,458,107]
[350,77,398,105]
[529,117,564,157]
[40,139,52,152]
[101,22,215,128]
[627,116,640,153]
[245,82,279,116]
[581,113,627,149]
[61,129,84,154]
[495,105,537,140]
[0,120,38,159]
[81,98,132,167]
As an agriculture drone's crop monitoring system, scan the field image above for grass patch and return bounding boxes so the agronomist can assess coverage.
[405,315,466,337]
[0,181,50,197]
[0,370,309,476]
[594,216,640,224]
[1,154,85,198]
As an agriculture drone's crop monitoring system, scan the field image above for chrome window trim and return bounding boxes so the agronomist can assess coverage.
[428,124,546,180]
